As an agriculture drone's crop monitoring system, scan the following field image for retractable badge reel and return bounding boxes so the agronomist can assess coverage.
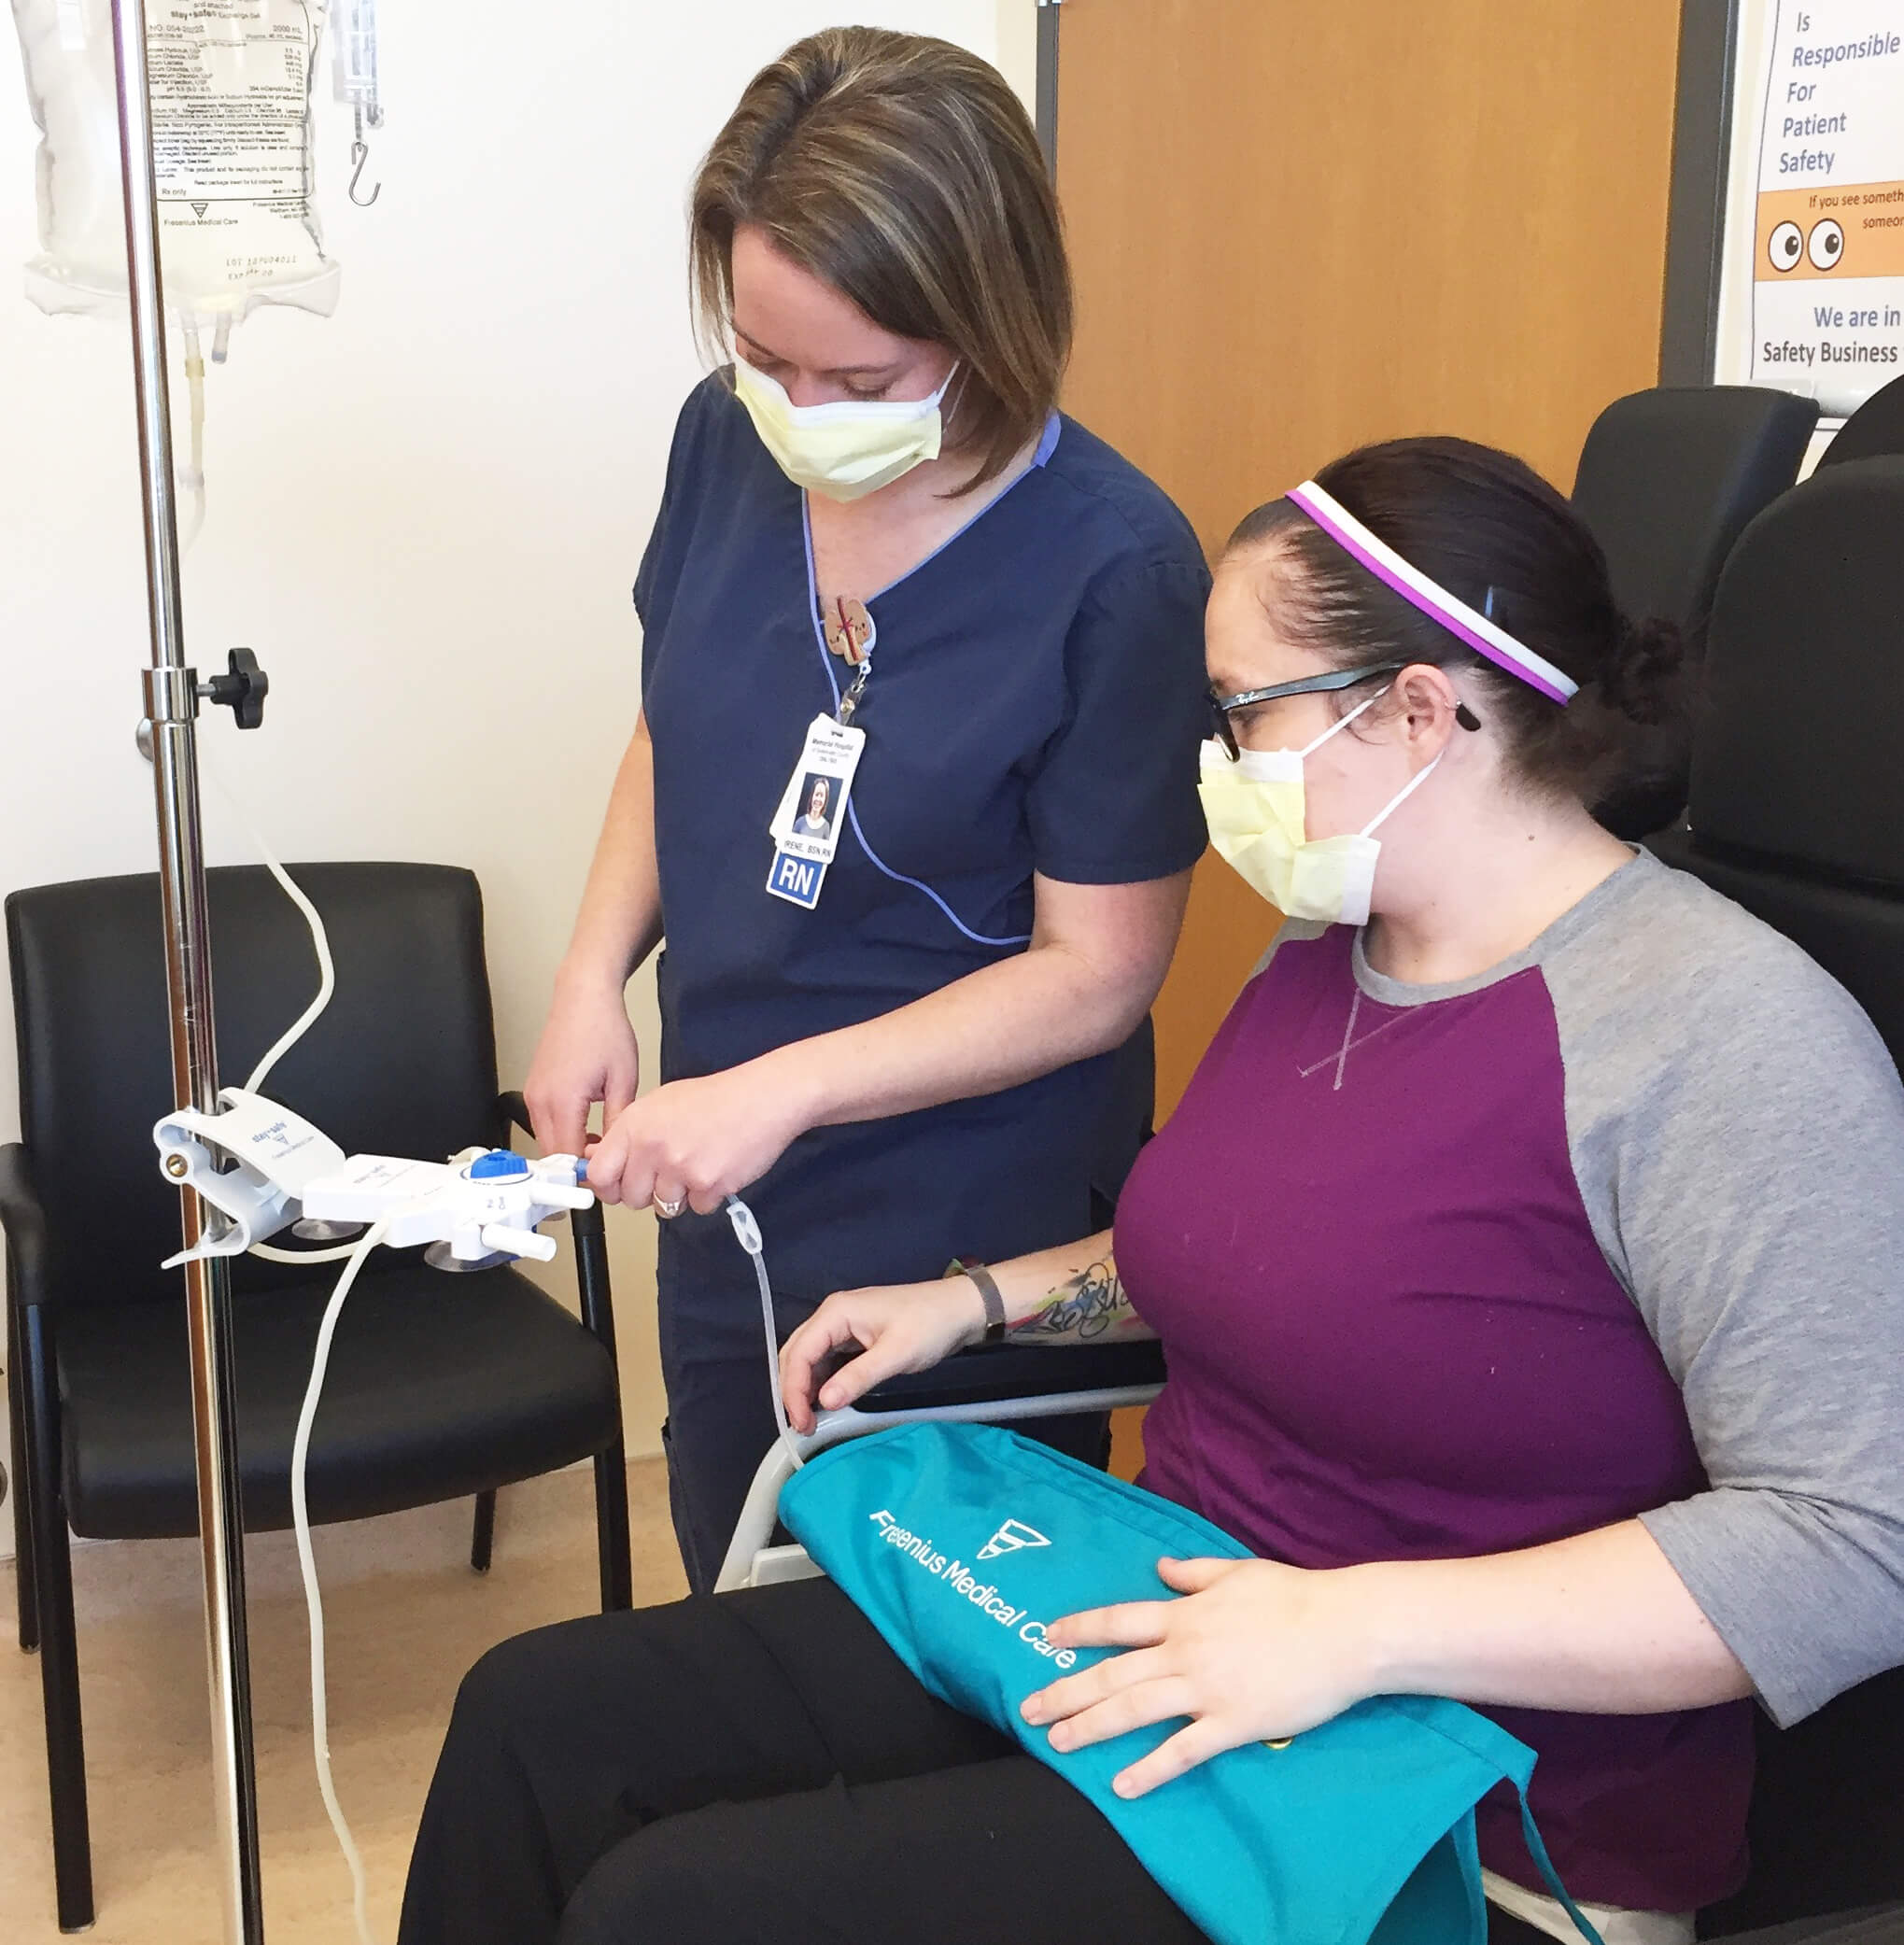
[767,597,874,909]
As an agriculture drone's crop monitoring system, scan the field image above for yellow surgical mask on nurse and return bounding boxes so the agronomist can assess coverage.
[732,354,958,501]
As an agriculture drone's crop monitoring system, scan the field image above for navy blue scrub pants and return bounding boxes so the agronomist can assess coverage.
[398,1576,1560,1945]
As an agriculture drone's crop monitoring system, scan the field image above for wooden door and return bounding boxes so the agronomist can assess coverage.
[1056,0,1684,1113]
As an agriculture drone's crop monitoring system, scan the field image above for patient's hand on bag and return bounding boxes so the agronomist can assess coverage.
[780,1280,987,1432]
[1021,1557,1375,1799]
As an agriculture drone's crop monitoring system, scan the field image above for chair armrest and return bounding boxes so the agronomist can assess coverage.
[499,1092,617,1357]
[499,1091,532,1142]
[714,1360,1168,1593]
[858,1337,1166,1412]
[0,1142,55,1310]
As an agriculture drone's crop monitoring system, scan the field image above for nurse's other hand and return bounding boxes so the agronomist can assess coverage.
[1019,1557,1375,1798]
[583,1059,814,1214]
[525,980,640,1158]
[779,1281,986,1433]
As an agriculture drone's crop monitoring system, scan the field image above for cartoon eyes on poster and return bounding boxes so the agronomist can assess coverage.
[1717,2,1904,414]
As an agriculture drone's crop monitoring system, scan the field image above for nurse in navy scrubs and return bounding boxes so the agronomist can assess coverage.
[525,26,1212,1589]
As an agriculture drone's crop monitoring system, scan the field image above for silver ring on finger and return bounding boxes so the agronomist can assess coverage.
[654,1195,684,1219]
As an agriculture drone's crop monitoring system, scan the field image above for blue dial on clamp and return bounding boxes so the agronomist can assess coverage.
[467,1149,531,1180]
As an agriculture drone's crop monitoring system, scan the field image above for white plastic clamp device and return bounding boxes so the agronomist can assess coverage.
[154,1089,349,1263]
[152,1089,593,1269]
[300,1146,593,1264]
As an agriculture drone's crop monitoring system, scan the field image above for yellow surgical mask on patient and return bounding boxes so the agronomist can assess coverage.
[732,356,954,502]
[1197,692,1441,926]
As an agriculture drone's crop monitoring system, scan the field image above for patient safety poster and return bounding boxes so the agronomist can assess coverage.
[1714,1,1904,414]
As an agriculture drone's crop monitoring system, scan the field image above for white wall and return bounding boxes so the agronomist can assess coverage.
[0,2,1039,1541]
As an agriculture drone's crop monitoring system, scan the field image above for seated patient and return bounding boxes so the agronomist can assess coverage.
[400,439,1904,1945]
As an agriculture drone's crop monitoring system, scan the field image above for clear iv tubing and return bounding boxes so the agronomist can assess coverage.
[177,323,206,555]
[726,1195,804,1472]
[193,757,388,1940]
[290,1219,391,1945]
[198,749,360,1265]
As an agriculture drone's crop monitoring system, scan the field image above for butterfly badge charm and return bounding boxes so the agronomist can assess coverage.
[825,596,875,666]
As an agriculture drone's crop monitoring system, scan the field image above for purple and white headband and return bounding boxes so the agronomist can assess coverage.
[1286,480,1578,705]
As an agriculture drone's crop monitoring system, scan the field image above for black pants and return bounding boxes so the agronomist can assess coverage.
[400,1576,1558,1945]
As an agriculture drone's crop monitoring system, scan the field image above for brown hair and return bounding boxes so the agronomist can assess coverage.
[689,27,1071,493]
[1225,437,1690,808]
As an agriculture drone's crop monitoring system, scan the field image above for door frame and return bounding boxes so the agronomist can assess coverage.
[1662,0,1746,385]
[1035,0,1060,174]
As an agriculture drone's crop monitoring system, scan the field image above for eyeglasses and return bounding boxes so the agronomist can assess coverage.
[1206,661,1485,758]
[1206,662,1404,759]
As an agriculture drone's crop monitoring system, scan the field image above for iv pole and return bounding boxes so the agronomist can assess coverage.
[108,1,267,1939]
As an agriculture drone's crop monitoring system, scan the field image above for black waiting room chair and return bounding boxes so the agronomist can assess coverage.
[1812,371,1904,472]
[1646,456,1904,1937]
[2,862,631,1932]
[1570,384,1820,839]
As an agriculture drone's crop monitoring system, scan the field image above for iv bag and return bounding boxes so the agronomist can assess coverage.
[12,0,340,327]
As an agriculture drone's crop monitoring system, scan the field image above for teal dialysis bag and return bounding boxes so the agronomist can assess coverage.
[778,1422,1600,1945]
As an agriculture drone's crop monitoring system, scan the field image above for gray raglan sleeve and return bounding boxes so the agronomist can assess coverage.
[1555,897,1904,1726]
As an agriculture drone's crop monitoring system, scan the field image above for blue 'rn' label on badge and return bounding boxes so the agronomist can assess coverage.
[768,847,824,909]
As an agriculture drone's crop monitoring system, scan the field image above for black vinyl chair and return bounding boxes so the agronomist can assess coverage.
[2,862,631,1932]
[1571,384,1820,839]
[1813,372,1904,471]
[1646,457,1904,1936]
[1716,1913,1904,1945]
[1572,386,1821,633]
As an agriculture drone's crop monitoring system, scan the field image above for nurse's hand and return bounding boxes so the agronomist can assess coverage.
[525,981,641,1158]
[1019,1557,1375,1798]
[582,1060,813,1215]
[779,1279,987,1433]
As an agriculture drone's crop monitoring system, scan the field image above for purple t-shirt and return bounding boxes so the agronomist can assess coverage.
[1114,853,1904,1911]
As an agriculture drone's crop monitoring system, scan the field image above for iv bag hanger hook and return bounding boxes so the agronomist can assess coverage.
[348,107,380,207]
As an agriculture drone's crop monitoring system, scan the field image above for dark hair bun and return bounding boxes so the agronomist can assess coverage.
[1600,614,1685,726]
[1228,437,1699,805]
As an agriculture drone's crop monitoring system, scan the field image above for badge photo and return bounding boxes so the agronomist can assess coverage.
[767,713,867,909]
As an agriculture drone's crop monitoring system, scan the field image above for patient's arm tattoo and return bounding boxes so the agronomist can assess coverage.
[1008,1257,1148,1344]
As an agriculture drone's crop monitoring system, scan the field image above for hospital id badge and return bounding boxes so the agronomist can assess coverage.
[766,714,866,909]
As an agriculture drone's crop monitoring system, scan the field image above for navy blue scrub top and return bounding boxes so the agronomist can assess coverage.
[636,374,1210,1303]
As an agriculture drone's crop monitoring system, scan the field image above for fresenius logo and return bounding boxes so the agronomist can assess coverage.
[978,1518,1050,1562]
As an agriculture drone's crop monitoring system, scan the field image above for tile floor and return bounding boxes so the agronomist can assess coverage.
[1,1460,684,1942]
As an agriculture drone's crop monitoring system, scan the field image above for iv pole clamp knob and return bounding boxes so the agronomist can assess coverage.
[199,648,270,729]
